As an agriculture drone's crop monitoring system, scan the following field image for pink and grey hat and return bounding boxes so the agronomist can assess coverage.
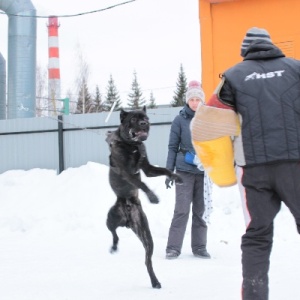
[186,80,205,103]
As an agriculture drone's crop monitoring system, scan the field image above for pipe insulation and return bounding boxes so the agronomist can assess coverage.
[0,53,6,119]
[0,0,36,119]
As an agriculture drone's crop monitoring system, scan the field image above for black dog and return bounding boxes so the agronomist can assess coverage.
[105,106,182,289]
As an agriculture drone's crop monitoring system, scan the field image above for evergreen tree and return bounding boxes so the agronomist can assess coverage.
[75,79,93,113]
[103,75,122,111]
[127,71,146,109]
[147,91,157,109]
[90,85,103,113]
[171,64,188,107]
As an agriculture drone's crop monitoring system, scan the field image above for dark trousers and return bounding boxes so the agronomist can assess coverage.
[166,170,207,254]
[241,162,300,300]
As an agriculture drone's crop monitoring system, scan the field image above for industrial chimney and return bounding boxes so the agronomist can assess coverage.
[47,16,61,116]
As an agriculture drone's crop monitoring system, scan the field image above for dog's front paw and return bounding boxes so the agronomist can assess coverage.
[171,173,183,185]
[110,245,118,254]
[152,281,162,289]
[147,191,159,204]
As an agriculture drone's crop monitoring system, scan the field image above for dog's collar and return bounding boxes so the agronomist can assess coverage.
[105,130,118,146]
[107,129,144,146]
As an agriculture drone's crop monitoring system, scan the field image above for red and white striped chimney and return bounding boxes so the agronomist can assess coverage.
[47,16,61,116]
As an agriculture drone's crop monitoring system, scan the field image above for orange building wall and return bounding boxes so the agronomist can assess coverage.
[199,0,300,97]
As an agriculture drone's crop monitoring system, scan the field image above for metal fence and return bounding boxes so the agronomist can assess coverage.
[0,107,182,174]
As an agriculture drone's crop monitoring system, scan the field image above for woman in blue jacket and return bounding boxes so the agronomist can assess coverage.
[165,80,211,259]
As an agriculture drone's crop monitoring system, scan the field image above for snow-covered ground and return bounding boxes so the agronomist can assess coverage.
[0,162,299,300]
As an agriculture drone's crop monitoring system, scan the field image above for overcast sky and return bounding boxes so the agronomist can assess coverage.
[0,0,201,106]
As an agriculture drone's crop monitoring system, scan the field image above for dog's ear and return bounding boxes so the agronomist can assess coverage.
[142,105,146,113]
[120,109,128,123]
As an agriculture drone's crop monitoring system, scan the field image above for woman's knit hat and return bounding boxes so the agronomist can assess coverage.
[185,80,205,103]
[241,27,272,57]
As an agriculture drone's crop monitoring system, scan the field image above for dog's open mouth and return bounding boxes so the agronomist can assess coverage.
[129,129,148,141]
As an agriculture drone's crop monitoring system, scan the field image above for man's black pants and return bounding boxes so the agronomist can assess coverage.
[241,162,300,300]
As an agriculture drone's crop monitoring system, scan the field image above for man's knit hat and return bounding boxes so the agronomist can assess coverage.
[241,27,272,57]
[185,80,205,103]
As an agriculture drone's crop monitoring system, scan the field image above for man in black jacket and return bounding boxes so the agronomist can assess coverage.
[193,27,300,300]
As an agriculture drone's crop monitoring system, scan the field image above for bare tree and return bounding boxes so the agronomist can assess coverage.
[75,79,93,114]
[74,44,91,114]
[65,88,77,114]
[36,63,48,117]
